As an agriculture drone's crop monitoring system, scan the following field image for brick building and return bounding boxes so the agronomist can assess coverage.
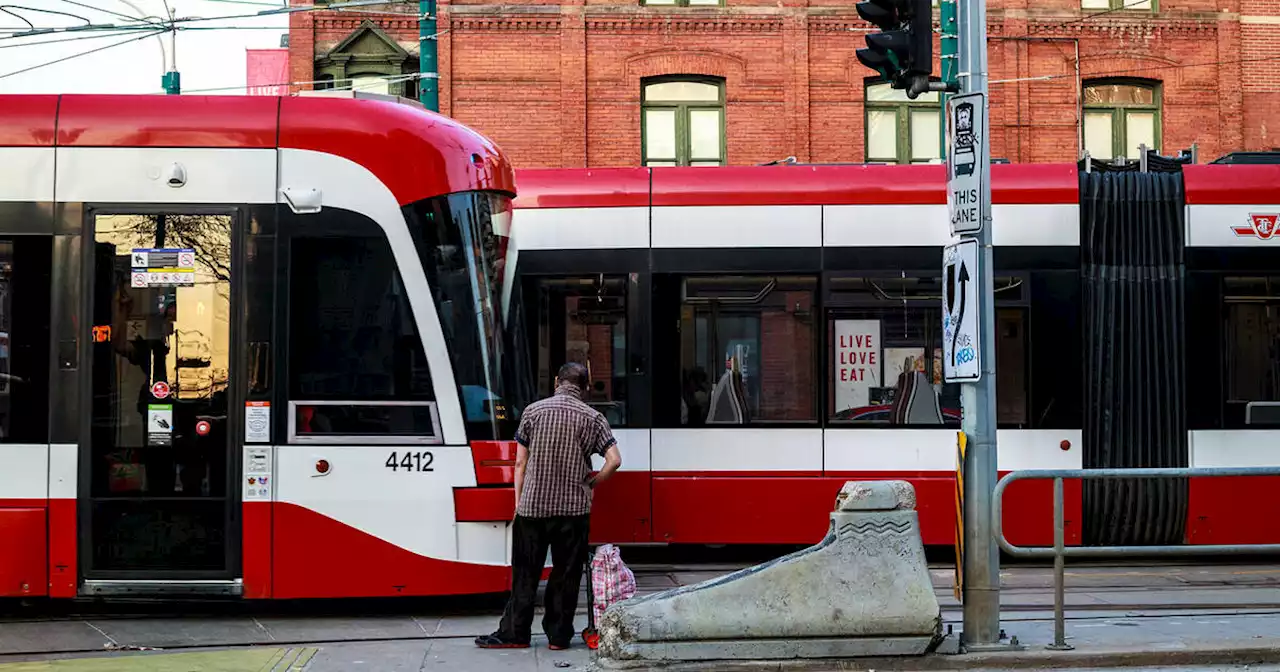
[289,0,1280,168]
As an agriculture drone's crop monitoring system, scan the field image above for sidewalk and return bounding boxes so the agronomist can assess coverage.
[4,564,1280,670]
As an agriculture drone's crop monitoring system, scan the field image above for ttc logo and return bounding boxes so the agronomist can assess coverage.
[1234,214,1280,240]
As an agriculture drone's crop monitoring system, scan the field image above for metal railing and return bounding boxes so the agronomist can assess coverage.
[992,466,1280,650]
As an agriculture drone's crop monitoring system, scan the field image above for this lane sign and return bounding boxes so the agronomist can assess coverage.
[946,92,987,236]
[942,238,981,383]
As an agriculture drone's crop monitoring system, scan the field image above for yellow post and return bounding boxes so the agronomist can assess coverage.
[953,430,966,602]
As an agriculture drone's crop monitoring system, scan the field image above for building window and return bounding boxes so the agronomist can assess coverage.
[864,81,942,164]
[826,275,1028,426]
[641,77,725,167]
[679,276,817,425]
[532,276,630,427]
[1080,0,1151,9]
[1082,80,1161,160]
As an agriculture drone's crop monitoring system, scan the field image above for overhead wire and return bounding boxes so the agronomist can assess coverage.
[0,0,407,37]
[0,26,162,79]
[990,53,1280,85]
[0,7,32,28]
[54,0,162,25]
[178,70,423,94]
[1028,0,1158,35]
[0,26,151,47]
[1,4,92,24]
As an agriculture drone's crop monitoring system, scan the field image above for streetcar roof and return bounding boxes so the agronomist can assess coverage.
[511,162,1280,210]
[0,93,515,206]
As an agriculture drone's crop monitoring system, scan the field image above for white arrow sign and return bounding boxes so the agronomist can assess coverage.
[942,238,981,383]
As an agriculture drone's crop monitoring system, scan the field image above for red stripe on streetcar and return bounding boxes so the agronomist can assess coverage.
[56,95,279,148]
[271,502,515,598]
[454,488,515,521]
[0,95,58,147]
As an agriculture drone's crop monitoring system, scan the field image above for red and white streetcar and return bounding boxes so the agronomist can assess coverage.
[2,89,1280,602]
[0,91,530,600]
[509,159,1280,555]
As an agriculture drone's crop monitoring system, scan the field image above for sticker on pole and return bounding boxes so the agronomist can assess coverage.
[942,239,981,383]
[946,92,987,236]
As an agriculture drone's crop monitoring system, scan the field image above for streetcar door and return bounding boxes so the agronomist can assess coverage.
[81,211,241,593]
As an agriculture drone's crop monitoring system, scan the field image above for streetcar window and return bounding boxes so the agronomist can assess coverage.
[288,234,436,441]
[825,275,1028,427]
[403,192,532,441]
[1222,276,1280,427]
[0,237,50,443]
[532,276,629,426]
[678,275,818,425]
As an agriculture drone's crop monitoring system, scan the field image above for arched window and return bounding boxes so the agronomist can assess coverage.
[1082,79,1161,160]
[864,80,941,164]
[641,77,725,167]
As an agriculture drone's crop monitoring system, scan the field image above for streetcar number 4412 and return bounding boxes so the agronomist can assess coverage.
[386,451,434,472]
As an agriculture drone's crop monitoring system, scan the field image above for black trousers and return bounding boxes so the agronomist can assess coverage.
[497,513,591,644]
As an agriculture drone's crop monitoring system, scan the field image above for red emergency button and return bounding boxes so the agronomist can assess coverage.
[195,420,211,436]
[316,459,330,475]
[1060,439,1072,451]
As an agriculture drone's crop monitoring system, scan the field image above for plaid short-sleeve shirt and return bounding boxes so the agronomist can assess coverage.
[514,382,617,518]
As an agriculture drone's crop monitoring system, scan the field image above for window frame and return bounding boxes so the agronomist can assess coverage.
[278,206,442,446]
[822,270,1031,428]
[863,79,943,165]
[641,76,726,167]
[531,274,633,428]
[1082,78,1162,161]
[676,274,820,426]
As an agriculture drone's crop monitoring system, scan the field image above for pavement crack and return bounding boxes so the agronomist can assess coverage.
[253,616,278,640]
[83,620,119,647]
[416,639,435,671]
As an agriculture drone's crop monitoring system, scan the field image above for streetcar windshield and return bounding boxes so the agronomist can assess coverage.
[403,191,533,441]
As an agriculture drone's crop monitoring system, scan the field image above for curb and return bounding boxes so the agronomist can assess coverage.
[590,642,1280,671]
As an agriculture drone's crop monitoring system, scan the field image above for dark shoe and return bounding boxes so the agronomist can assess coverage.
[475,632,529,649]
[548,640,570,650]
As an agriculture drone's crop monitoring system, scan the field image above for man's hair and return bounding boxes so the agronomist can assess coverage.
[557,361,590,391]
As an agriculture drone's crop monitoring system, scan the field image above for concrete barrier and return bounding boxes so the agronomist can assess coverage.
[597,480,942,667]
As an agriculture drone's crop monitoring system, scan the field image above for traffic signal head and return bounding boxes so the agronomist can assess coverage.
[854,0,933,95]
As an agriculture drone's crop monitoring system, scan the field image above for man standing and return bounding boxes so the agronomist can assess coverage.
[475,362,622,650]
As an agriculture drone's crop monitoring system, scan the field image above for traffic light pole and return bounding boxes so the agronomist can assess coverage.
[938,0,957,158]
[955,0,1003,651]
[419,0,438,111]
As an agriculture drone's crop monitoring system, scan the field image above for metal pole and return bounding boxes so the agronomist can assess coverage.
[939,0,958,160]
[419,0,438,110]
[161,3,179,94]
[1048,477,1072,650]
[957,0,1001,649]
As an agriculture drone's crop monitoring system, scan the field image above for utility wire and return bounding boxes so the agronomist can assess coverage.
[179,70,423,94]
[0,27,161,79]
[2,0,408,37]
[1,4,92,24]
[55,0,161,25]
[0,7,31,27]
[0,26,148,47]
[990,52,1280,85]
[1029,0,1157,34]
